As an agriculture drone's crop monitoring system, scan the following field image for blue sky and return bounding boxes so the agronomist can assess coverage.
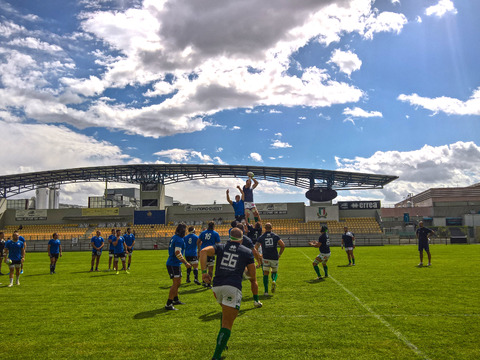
[0,0,479,206]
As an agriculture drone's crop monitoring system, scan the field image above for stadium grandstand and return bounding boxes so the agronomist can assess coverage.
[0,165,479,251]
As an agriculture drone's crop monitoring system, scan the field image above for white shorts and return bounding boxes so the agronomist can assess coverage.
[244,202,256,210]
[262,259,279,272]
[213,285,243,310]
[345,247,354,251]
[314,252,331,265]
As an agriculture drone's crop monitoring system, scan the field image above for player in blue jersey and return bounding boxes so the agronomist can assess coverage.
[17,233,26,274]
[123,227,135,270]
[113,229,129,274]
[341,226,356,266]
[309,225,331,279]
[0,231,5,275]
[90,231,104,272]
[184,226,201,285]
[165,223,191,310]
[416,221,435,267]
[198,221,221,288]
[255,223,285,295]
[107,229,116,271]
[226,186,245,222]
[242,173,260,224]
[4,231,25,287]
[200,227,262,360]
[47,232,62,274]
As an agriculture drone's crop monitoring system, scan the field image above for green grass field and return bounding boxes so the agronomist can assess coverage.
[1,244,479,360]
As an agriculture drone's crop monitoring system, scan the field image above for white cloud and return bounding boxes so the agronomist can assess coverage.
[335,141,480,203]
[425,0,457,18]
[269,109,282,114]
[275,132,283,137]
[416,16,423,23]
[271,139,292,149]
[230,126,241,130]
[0,0,411,140]
[398,87,480,116]
[8,37,63,52]
[216,147,223,153]
[343,107,383,118]
[328,49,362,75]
[391,0,400,5]
[153,148,216,163]
[0,121,136,176]
[363,10,408,40]
[249,152,263,162]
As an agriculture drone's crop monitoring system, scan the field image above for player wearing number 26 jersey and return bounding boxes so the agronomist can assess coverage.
[200,227,261,360]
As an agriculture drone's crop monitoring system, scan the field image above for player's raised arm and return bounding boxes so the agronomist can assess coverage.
[237,185,245,200]
[251,176,259,190]
[226,189,233,205]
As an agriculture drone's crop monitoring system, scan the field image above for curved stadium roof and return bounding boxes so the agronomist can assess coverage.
[0,164,398,198]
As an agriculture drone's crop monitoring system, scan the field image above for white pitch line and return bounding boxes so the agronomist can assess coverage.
[299,250,431,360]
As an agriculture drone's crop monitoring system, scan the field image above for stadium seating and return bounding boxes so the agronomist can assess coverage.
[0,217,383,241]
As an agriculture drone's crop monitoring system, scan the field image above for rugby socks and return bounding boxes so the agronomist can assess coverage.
[166,299,173,306]
[193,268,199,280]
[212,328,231,360]
[314,265,321,277]
[253,294,259,302]
[263,275,269,293]
[186,267,192,280]
[352,257,355,265]
[271,272,278,282]
[323,265,328,277]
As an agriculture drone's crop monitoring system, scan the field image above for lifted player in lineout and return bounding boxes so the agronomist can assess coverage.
[243,172,260,224]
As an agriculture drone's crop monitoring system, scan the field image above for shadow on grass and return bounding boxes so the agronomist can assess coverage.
[305,278,325,284]
[179,286,210,295]
[337,264,353,267]
[133,308,174,319]
[22,273,51,277]
[199,307,256,323]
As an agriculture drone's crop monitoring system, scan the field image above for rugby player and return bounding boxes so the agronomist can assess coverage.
[254,223,285,295]
[416,221,434,267]
[309,225,331,279]
[242,173,260,224]
[18,232,26,274]
[184,226,201,285]
[112,229,129,274]
[123,227,135,270]
[341,226,356,266]
[0,231,5,275]
[226,186,245,223]
[236,223,262,275]
[90,230,104,272]
[200,227,262,360]
[4,231,25,287]
[165,223,191,310]
[198,221,221,288]
[107,229,115,271]
[47,232,62,274]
